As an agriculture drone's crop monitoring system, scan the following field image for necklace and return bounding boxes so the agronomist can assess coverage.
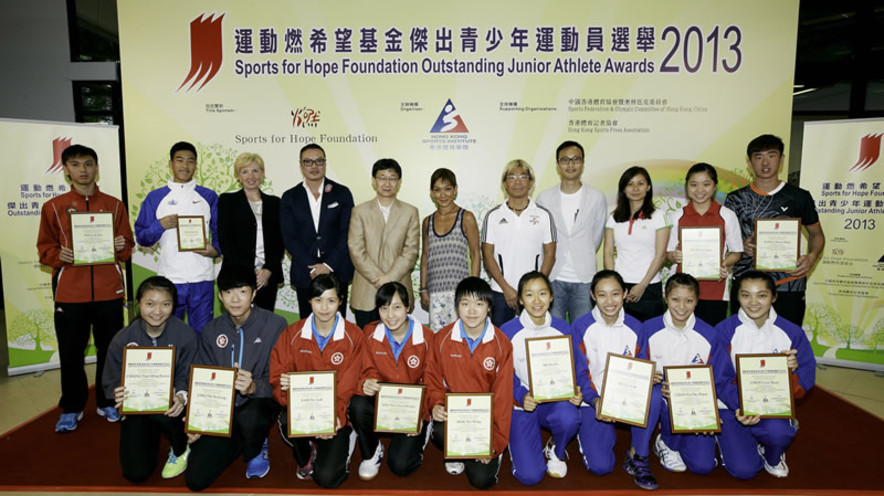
[507,200,528,212]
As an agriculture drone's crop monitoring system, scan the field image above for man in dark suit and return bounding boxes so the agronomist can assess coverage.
[280,144,355,318]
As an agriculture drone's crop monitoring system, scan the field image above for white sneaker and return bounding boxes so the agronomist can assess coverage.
[445,461,465,475]
[544,439,567,478]
[358,443,384,480]
[758,444,789,478]
[653,434,686,472]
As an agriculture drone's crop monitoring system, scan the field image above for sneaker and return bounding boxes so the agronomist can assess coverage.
[653,434,686,472]
[54,412,83,432]
[358,443,384,480]
[445,461,465,475]
[246,438,270,479]
[96,406,121,422]
[758,444,789,478]
[544,439,568,478]
[296,444,315,481]
[623,452,659,491]
[161,446,190,479]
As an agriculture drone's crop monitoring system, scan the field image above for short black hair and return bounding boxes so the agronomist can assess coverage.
[217,263,256,291]
[372,158,402,179]
[61,144,98,165]
[746,134,784,157]
[665,273,699,298]
[685,162,718,185]
[517,271,553,312]
[556,140,584,159]
[300,143,325,159]
[735,270,777,295]
[375,281,410,309]
[591,270,626,293]
[430,167,457,189]
[169,141,198,161]
[309,273,343,299]
[455,276,493,310]
[136,275,177,306]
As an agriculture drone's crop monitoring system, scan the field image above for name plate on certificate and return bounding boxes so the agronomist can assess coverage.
[664,365,721,433]
[680,226,722,280]
[754,218,800,272]
[70,211,115,265]
[374,383,425,434]
[525,335,577,403]
[177,215,207,251]
[185,365,236,437]
[287,371,336,437]
[445,393,493,459]
[121,346,175,414]
[598,354,655,428]
[736,354,794,418]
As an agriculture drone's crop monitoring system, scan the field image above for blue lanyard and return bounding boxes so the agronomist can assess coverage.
[384,317,414,363]
[229,327,244,368]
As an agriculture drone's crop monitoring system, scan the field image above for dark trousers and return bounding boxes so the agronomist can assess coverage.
[54,298,123,412]
[695,299,729,327]
[254,283,280,311]
[277,411,355,488]
[431,420,501,490]
[348,394,431,477]
[491,291,516,328]
[119,413,187,482]
[624,282,664,323]
[185,398,278,491]
[296,284,348,321]
[353,308,380,329]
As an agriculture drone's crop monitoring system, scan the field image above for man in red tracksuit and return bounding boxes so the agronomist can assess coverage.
[37,144,134,432]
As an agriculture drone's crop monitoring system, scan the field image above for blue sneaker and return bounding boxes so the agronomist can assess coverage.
[97,406,121,422]
[246,438,270,479]
[55,411,83,432]
[624,452,659,491]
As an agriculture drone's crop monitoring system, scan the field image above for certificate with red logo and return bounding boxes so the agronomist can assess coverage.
[444,393,493,459]
[177,215,207,251]
[754,218,801,271]
[525,335,577,403]
[121,346,175,414]
[287,371,336,437]
[598,354,655,428]
[736,354,794,418]
[185,365,236,437]
[664,365,721,433]
[70,211,115,265]
[374,383,425,434]
[680,226,722,280]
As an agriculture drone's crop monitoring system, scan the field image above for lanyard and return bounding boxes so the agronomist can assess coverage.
[230,327,244,368]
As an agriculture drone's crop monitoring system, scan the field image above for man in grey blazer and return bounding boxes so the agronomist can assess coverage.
[536,141,607,322]
[348,158,420,327]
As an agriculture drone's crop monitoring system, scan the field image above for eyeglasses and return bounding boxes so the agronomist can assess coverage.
[557,156,584,166]
[505,174,530,182]
[301,158,326,167]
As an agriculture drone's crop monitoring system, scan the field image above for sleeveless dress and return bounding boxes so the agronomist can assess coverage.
[426,208,470,332]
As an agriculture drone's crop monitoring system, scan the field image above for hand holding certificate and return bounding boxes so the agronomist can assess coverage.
[287,371,336,437]
[70,211,116,265]
[177,215,207,251]
[664,365,721,433]
[680,226,722,280]
[754,218,801,272]
[598,354,655,428]
[445,393,493,459]
[186,365,236,437]
[121,346,175,414]
[525,335,577,403]
[374,383,425,434]
[736,354,794,418]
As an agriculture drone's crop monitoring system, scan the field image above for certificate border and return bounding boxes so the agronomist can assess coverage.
[597,353,655,428]
[69,211,116,266]
[679,225,723,281]
[525,335,577,403]
[120,346,176,415]
[185,364,236,438]
[373,383,425,434]
[664,364,721,434]
[176,215,207,252]
[753,218,801,272]
[286,370,337,438]
[736,353,795,419]
[444,392,494,460]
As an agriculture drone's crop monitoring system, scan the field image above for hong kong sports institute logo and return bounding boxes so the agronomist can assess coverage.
[179,13,225,92]
[849,133,883,172]
[430,99,469,133]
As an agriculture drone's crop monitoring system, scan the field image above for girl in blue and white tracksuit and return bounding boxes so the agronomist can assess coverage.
[500,271,587,485]
[715,270,815,479]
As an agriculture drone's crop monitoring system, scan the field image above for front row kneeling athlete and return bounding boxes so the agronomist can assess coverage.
[349,282,434,480]
[185,263,286,491]
[270,273,365,489]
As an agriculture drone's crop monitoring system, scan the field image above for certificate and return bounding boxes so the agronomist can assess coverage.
[598,354,655,428]
[70,211,115,265]
[444,393,493,459]
[374,383,425,434]
[287,371,336,437]
[177,215,207,251]
[185,365,236,437]
[736,354,794,418]
[525,335,577,403]
[680,226,722,280]
[121,346,175,414]
[664,365,721,433]
[754,218,801,272]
